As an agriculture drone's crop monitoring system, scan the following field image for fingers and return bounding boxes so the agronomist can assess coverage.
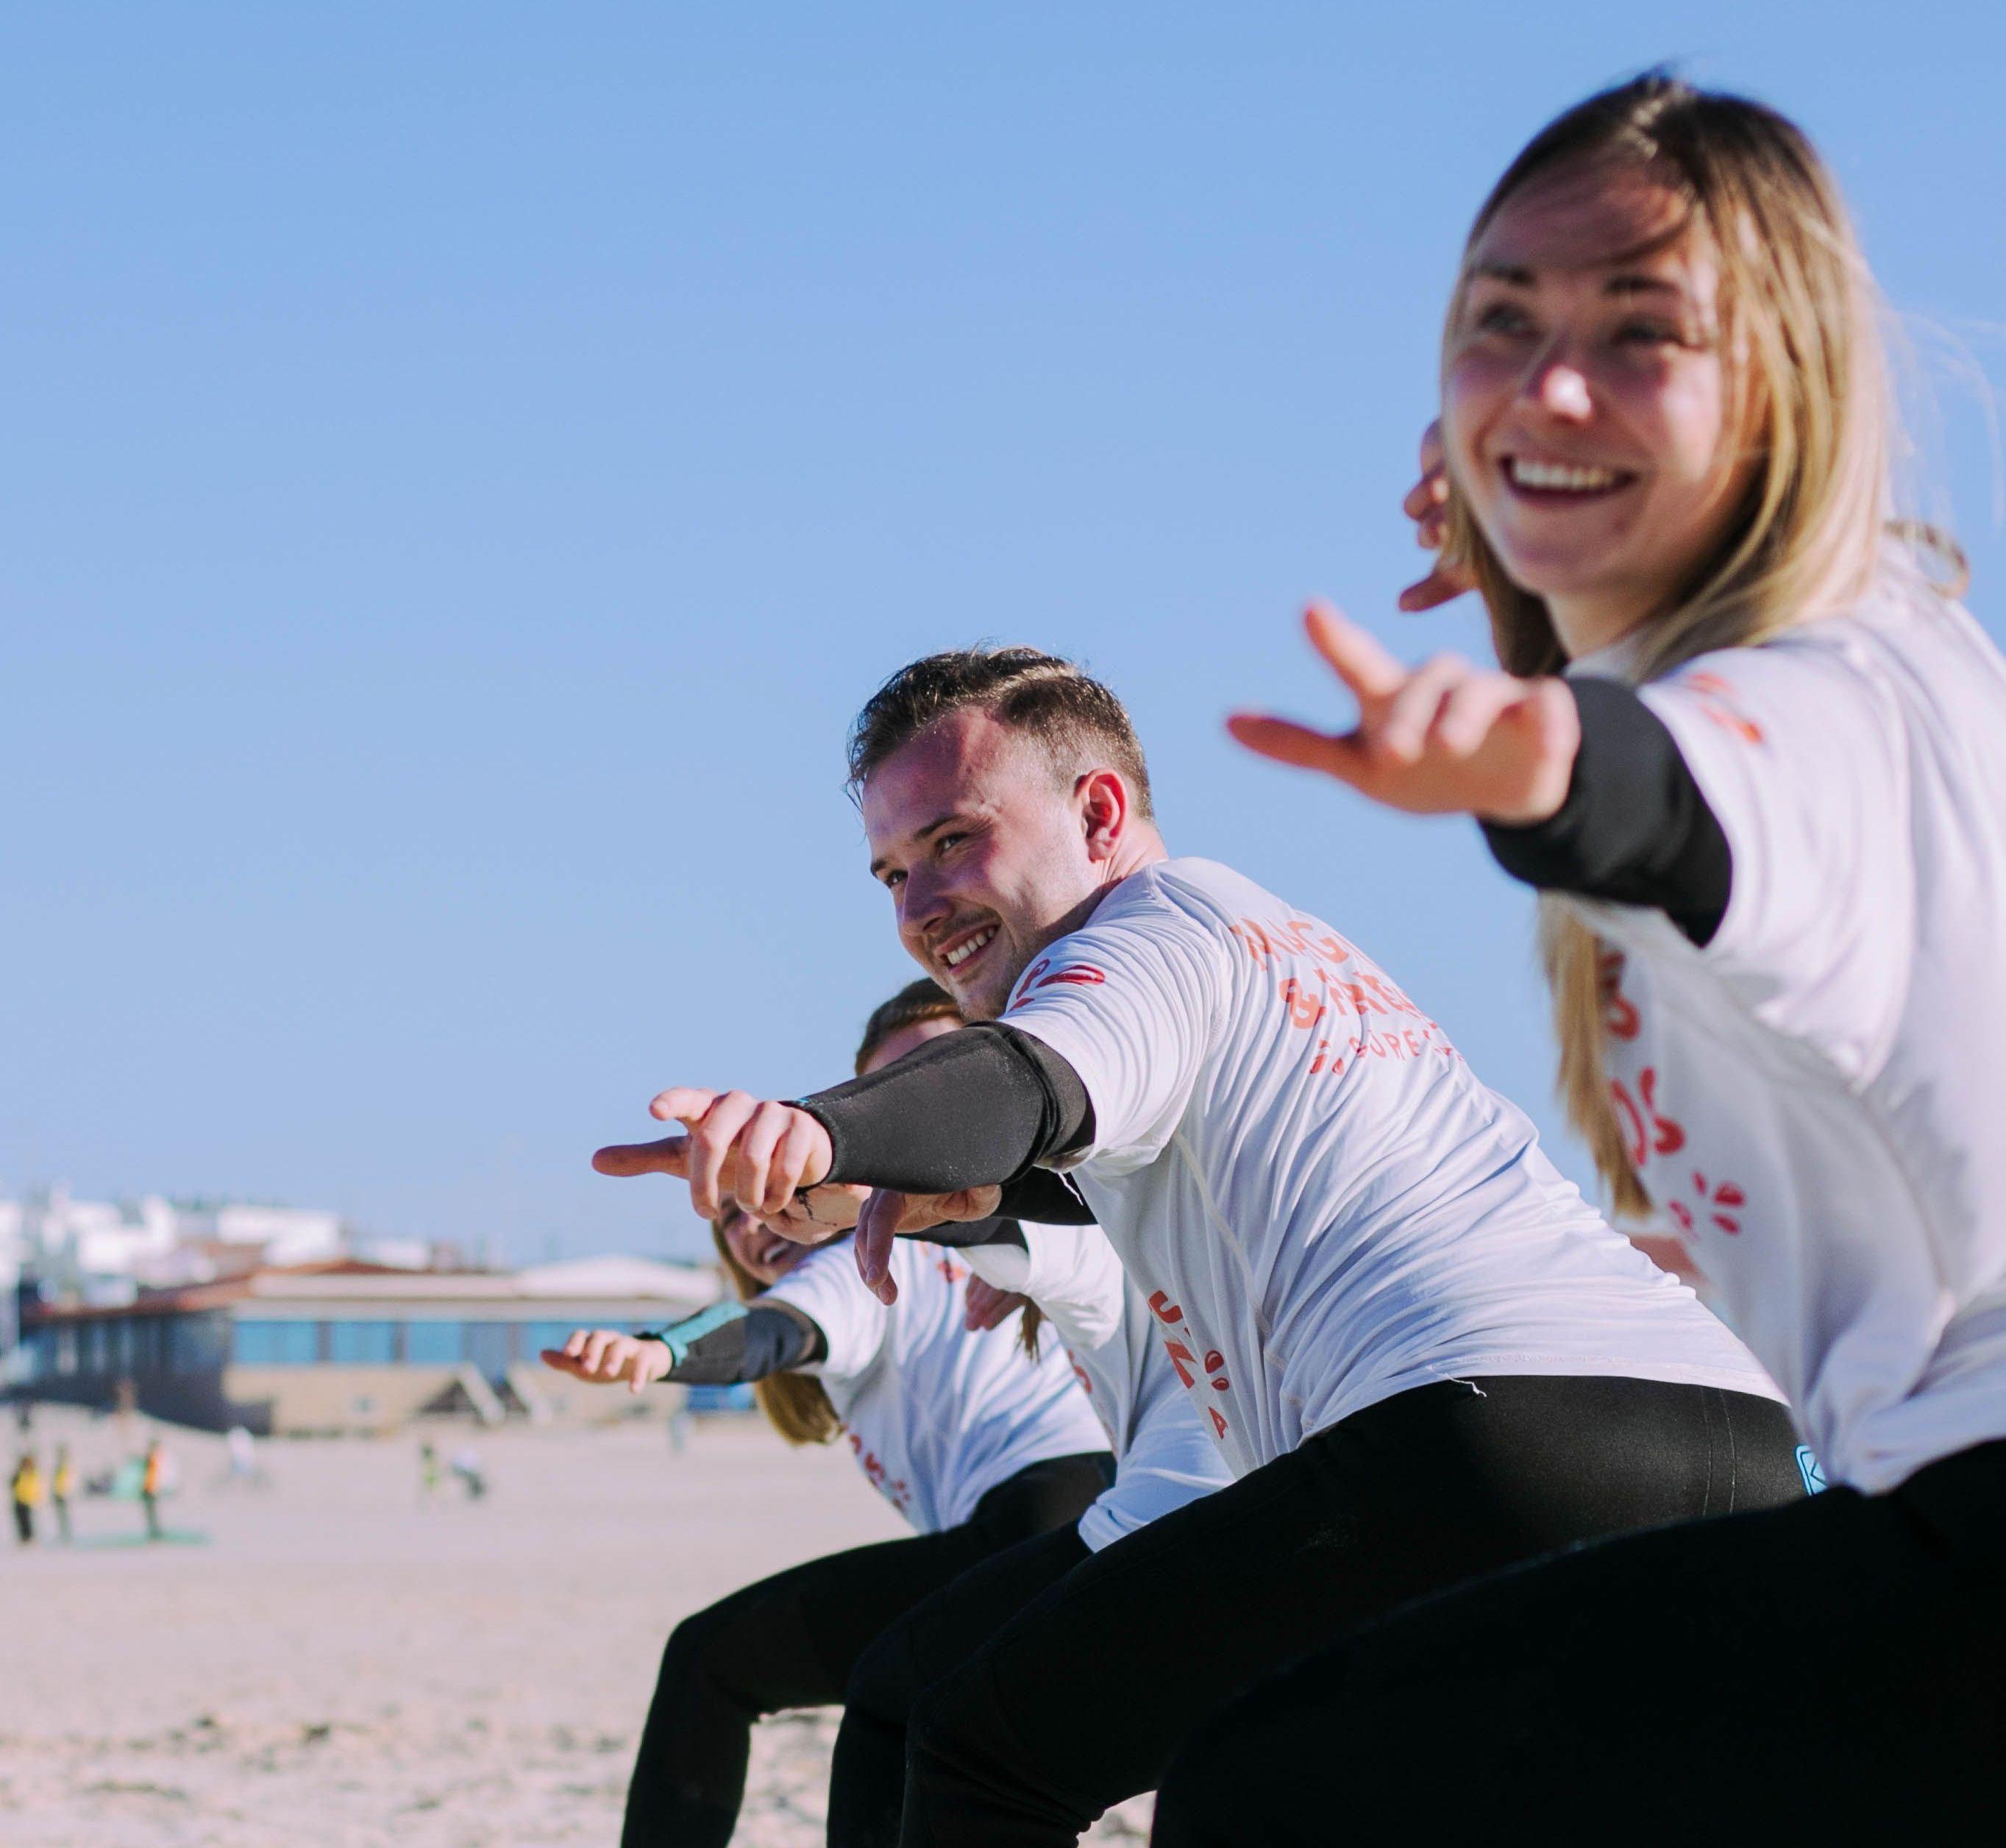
[853,1191,903,1307]
[591,1137,691,1179]
[733,1101,799,1220]
[1475,677,1582,825]
[1373,654,1474,764]
[950,1185,1005,1222]
[1302,604,1407,706]
[1397,564,1473,614]
[578,1329,623,1377]
[963,1281,1024,1332]
[620,1092,833,1221]
[681,1090,758,1220]
[769,1111,828,1217]
[885,1184,1004,1234]
[1401,475,1444,523]
[545,1331,638,1386]
[629,1342,668,1395]
[1418,418,1444,477]
[1432,673,1529,758]
[789,1182,867,1234]
[1225,714,1373,786]
[1402,472,1448,528]
[650,1087,720,1125]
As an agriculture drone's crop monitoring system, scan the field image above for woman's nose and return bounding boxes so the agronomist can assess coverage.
[1519,349,1594,422]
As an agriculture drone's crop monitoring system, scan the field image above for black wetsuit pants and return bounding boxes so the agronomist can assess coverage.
[1153,1434,2006,1847]
[619,1449,1111,1848]
[830,1376,1804,1848]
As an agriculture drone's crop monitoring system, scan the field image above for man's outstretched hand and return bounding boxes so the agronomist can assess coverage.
[593,1089,1003,1284]
[593,1087,836,1222]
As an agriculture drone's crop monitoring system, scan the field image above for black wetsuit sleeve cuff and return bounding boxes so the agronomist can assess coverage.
[798,1023,1095,1192]
[906,1215,1031,1251]
[1479,676,1732,945]
[649,1302,825,1385]
[996,1168,1096,1225]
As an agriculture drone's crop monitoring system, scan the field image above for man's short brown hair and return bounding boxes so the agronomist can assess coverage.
[846,647,1154,820]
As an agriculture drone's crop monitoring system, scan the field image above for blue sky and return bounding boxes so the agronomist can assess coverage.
[6,3,2003,1262]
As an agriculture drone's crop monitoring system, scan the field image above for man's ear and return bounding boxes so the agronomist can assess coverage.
[1076,768,1130,864]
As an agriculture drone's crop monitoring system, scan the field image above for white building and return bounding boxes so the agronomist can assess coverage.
[9,1186,376,1304]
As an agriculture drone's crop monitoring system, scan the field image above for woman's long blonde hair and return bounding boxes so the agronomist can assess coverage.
[711,1212,843,1446]
[1439,73,1962,1215]
[720,977,1048,1446]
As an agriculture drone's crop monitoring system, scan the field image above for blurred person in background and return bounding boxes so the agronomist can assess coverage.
[50,1443,74,1543]
[418,1438,444,1505]
[140,1437,166,1541]
[449,1444,487,1501]
[552,978,1111,1848]
[1160,71,2006,1844]
[10,1450,41,1545]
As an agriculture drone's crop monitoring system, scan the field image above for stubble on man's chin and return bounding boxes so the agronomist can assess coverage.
[963,956,1025,1024]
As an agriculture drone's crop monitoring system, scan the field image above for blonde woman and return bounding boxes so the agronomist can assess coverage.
[548,981,1110,1848]
[1162,73,2006,1841]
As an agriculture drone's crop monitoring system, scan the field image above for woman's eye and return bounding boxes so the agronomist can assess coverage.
[1473,302,1532,336]
[1614,319,1681,346]
[882,869,905,890]
[936,832,964,855]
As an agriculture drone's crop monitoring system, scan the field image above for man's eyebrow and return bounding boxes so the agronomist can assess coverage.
[867,810,963,878]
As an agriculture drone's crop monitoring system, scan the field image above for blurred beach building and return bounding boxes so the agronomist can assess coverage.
[13,1254,719,1435]
[2,1185,433,1304]
[2,1187,723,1434]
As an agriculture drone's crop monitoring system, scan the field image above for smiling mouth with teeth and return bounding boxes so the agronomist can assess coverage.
[940,925,998,972]
[1504,455,1635,497]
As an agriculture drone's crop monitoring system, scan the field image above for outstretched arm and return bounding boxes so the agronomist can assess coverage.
[1230,606,1729,944]
[541,1300,826,1394]
[803,1025,1092,1192]
[591,1026,1096,1305]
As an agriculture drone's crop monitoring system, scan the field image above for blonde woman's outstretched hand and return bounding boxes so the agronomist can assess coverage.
[1228,605,1580,825]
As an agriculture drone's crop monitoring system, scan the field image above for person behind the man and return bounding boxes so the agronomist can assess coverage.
[597,647,1806,1848]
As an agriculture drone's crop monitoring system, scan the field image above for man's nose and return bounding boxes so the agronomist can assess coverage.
[899,868,951,937]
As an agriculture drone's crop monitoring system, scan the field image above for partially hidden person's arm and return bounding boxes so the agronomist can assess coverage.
[640,1300,827,1385]
[964,1223,1127,1353]
[541,1303,826,1393]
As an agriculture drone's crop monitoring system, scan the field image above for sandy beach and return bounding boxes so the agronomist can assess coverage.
[0,1405,1152,1847]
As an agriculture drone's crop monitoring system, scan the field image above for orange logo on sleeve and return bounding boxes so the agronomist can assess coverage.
[1679,671,1765,745]
[1007,958,1108,1010]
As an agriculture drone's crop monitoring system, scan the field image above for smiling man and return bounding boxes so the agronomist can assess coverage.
[598,646,1806,1847]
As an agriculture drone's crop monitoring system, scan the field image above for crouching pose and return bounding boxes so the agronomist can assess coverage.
[1160,74,2006,1844]
[548,982,1111,1848]
[821,995,1234,1845]
[597,646,1807,1846]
